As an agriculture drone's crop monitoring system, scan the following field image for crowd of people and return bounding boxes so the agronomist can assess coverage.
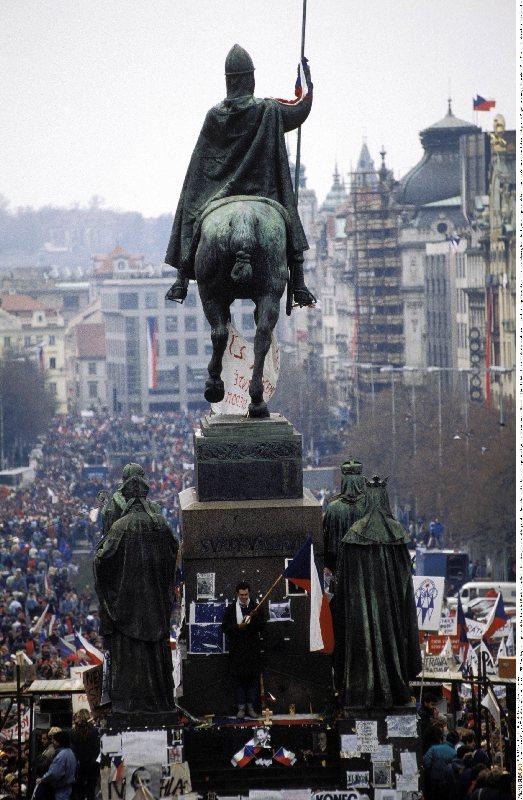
[0,412,198,798]
[420,693,512,799]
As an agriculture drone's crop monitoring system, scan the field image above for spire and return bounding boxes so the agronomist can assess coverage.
[352,141,377,189]
[320,159,348,212]
[447,96,453,116]
[333,161,341,186]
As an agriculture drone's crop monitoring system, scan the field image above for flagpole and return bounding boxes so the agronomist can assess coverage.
[246,574,283,622]
[294,0,307,202]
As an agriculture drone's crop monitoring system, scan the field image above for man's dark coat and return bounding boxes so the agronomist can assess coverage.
[222,599,265,678]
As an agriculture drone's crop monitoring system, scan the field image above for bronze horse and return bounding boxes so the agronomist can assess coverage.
[193,195,288,418]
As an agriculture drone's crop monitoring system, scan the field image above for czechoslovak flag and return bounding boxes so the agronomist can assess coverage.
[283,537,334,653]
[146,316,159,390]
[482,593,508,640]
[73,630,104,665]
[456,593,469,662]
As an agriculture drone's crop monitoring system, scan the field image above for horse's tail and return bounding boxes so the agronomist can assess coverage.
[229,208,256,283]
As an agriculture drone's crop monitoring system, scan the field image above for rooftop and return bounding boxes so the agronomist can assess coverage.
[76,323,106,358]
[0,294,45,313]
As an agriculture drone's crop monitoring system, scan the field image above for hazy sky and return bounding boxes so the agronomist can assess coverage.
[1,0,516,217]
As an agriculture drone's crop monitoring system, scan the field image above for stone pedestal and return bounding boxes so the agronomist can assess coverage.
[179,486,330,717]
[194,413,303,501]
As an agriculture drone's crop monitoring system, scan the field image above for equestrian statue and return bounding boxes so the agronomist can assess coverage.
[164,44,315,418]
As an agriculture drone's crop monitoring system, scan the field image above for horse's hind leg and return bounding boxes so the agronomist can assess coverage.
[249,294,279,418]
[202,297,229,404]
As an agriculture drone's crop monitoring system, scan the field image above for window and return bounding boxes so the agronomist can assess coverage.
[3,336,10,347]
[125,316,138,336]
[165,316,178,333]
[242,313,254,330]
[49,335,55,345]
[127,364,140,393]
[185,316,197,332]
[49,357,56,369]
[48,382,57,395]
[117,260,128,271]
[88,362,97,375]
[186,293,197,307]
[145,292,158,309]
[166,339,179,356]
[24,336,31,347]
[185,339,198,355]
[88,381,98,399]
[157,368,179,390]
[119,292,138,310]
[205,344,213,355]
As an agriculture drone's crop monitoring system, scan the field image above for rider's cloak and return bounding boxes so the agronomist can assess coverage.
[165,94,312,277]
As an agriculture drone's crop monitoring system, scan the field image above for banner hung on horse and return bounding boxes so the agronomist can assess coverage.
[211,324,280,415]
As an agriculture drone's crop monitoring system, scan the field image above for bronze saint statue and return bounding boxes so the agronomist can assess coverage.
[323,459,366,572]
[330,471,422,707]
[164,45,316,417]
[94,470,178,716]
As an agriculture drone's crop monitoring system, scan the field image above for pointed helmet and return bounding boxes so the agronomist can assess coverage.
[225,44,255,75]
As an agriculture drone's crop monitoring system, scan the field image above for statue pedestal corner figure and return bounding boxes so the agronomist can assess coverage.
[93,471,179,728]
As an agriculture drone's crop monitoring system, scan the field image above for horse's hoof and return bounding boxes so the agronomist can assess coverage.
[248,400,269,419]
[204,379,224,403]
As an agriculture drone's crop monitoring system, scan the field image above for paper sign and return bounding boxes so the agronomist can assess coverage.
[374,791,400,800]
[386,715,418,738]
[400,751,418,776]
[211,323,280,415]
[313,794,364,800]
[412,576,445,631]
[372,762,392,787]
[355,720,378,752]
[341,734,359,757]
[347,771,370,788]
[423,654,452,673]
[395,774,419,792]
[439,615,457,636]
[465,617,487,639]
[371,744,393,762]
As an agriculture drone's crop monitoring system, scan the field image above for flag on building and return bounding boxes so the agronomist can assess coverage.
[283,537,334,653]
[482,593,508,640]
[73,630,104,665]
[146,316,159,390]
[473,95,496,111]
[273,747,297,766]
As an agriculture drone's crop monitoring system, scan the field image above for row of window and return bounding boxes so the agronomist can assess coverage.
[3,334,56,348]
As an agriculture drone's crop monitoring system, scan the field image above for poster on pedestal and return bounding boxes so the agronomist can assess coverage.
[412,576,445,631]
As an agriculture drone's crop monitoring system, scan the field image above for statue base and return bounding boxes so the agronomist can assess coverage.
[194,413,303,501]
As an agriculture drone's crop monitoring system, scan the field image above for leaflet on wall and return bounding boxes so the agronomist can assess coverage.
[355,720,379,752]
[370,744,393,762]
[372,762,392,788]
[395,774,420,792]
[340,734,360,757]
[196,572,215,599]
[374,791,400,800]
[346,770,370,788]
[268,600,293,622]
[385,714,418,738]
[400,750,418,776]
[190,601,227,623]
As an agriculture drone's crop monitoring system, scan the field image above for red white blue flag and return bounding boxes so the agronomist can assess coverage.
[273,747,297,766]
[456,594,469,662]
[146,316,159,390]
[482,593,508,640]
[283,537,334,653]
[275,61,309,105]
[231,740,262,768]
[473,95,496,111]
[73,629,104,665]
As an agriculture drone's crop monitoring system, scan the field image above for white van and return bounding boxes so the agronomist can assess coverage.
[448,581,516,613]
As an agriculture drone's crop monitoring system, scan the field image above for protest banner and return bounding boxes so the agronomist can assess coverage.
[412,577,445,631]
[211,324,280,415]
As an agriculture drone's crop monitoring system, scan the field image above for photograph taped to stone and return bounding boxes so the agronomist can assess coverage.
[346,770,370,788]
[374,791,400,800]
[188,623,225,653]
[372,761,392,788]
[386,714,418,738]
[122,729,168,799]
[196,572,215,599]
[268,599,293,621]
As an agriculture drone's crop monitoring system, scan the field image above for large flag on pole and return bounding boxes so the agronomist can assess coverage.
[482,593,508,640]
[283,537,334,653]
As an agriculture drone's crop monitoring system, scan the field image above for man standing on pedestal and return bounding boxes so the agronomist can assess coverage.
[222,581,265,719]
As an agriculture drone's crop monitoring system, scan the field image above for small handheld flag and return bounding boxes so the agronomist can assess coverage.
[473,95,496,111]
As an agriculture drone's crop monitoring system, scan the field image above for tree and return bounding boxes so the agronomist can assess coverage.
[0,357,56,467]
[332,381,515,563]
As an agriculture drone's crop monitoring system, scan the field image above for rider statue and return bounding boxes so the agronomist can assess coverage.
[165,44,316,309]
